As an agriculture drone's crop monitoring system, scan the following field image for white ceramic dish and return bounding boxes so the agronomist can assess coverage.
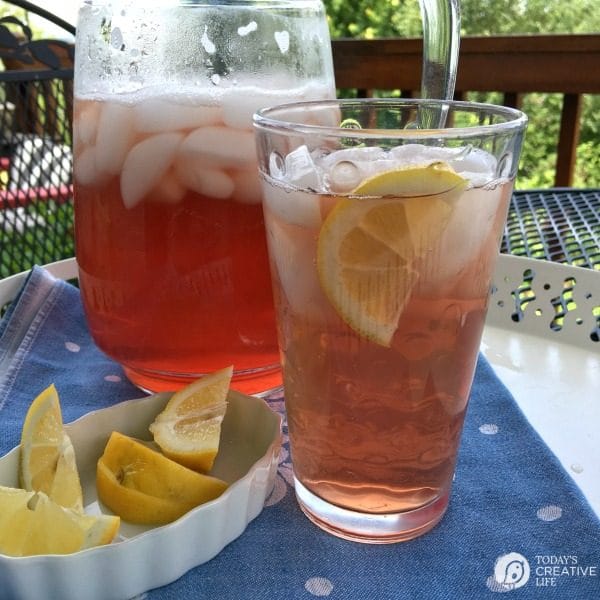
[0,390,282,600]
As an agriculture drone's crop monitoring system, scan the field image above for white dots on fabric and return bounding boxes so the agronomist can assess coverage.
[104,374,122,383]
[305,577,334,597]
[537,505,563,521]
[479,423,499,435]
[65,341,81,352]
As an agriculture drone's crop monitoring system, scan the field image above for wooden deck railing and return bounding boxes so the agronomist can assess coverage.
[332,34,600,187]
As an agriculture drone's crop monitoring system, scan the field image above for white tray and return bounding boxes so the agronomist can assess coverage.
[483,254,600,517]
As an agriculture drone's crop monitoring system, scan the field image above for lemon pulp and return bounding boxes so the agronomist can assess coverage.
[19,384,84,512]
[149,365,232,472]
[317,163,467,346]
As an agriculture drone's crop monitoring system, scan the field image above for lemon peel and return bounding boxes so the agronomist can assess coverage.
[97,431,228,525]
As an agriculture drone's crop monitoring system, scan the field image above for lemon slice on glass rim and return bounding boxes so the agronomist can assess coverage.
[317,162,467,347]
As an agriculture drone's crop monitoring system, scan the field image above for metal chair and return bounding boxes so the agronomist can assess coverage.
[0,0,75,277]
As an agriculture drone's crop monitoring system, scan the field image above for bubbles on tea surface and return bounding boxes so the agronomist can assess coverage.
[238,21,258,37]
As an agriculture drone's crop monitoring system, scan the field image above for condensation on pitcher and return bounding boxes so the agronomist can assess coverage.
[274,30,290,54]
[238,21,258,37]
[201,26,216,54]
[570,463,584,474]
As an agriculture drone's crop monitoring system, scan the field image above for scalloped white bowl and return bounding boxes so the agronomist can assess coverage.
[0,390,282,600]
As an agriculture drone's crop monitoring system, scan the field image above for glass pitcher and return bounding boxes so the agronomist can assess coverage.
[73,0,336,394]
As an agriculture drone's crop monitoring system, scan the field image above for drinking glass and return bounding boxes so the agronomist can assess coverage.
[254,98,527,542]
[72,0,335,394]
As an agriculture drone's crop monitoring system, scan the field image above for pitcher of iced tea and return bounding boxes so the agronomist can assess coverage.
[73,0,336,394]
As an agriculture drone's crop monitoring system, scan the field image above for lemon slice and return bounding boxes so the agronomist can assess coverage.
[19,384,84,512]
[317,163,466,346]
[0,485,119,557]
[96,432,228,525]
[149,366,232,472]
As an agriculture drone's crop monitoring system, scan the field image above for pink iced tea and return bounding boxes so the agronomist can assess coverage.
[262,146,513,537]
[73,84,332,393]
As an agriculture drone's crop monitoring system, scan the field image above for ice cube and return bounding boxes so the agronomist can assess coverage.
[389,144,498,186]
[320,146,387,169]
[389,144,458,165]
[73,146,107,187]
[149,169,187,204]
[418,186,503,295]
[174,155,234,199]
[448,147,497,186]
[328,160,363,193]
[318,146,394,190]
[282,145,322,190]
[120,132,184,209]
[221,88,287,130]
[74,103,100,147]
[95,101,136,175]
[262,179,321,229]
[231,168,263,204]
[180,126,256,169]
[265,216,326,321]
[133,97,223,133]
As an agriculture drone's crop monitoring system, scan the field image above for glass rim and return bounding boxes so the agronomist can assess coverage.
[254,98,528,140]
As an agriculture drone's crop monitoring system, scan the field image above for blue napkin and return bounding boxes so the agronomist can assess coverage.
[1,266,599,599]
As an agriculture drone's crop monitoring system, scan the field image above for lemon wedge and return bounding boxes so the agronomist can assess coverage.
[96,431,228,525]
[149,366,232,472]
[0,485,119,557]
[317,163,466,346]
[19,384,84,512]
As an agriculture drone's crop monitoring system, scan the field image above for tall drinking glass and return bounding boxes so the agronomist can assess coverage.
[72,0,335,394]
[254,98,527,542]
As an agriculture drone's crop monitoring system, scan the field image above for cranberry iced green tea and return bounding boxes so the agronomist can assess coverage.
[73,1,335,393]
[256,98,527,542]
[73,84,331,393]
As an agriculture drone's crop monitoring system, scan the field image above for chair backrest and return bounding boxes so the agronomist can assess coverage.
[0,1,75,277]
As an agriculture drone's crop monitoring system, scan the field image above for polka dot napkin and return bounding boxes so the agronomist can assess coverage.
[1,266,598,599]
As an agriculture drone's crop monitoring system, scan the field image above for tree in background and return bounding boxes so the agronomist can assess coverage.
[324,0,600,188]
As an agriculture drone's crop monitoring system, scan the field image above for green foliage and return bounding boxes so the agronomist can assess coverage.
[326,0,422,39]
[323,0,600,188]
[460,0,600,35]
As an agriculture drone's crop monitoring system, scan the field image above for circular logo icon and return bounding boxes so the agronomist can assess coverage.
[494,552,530,590]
